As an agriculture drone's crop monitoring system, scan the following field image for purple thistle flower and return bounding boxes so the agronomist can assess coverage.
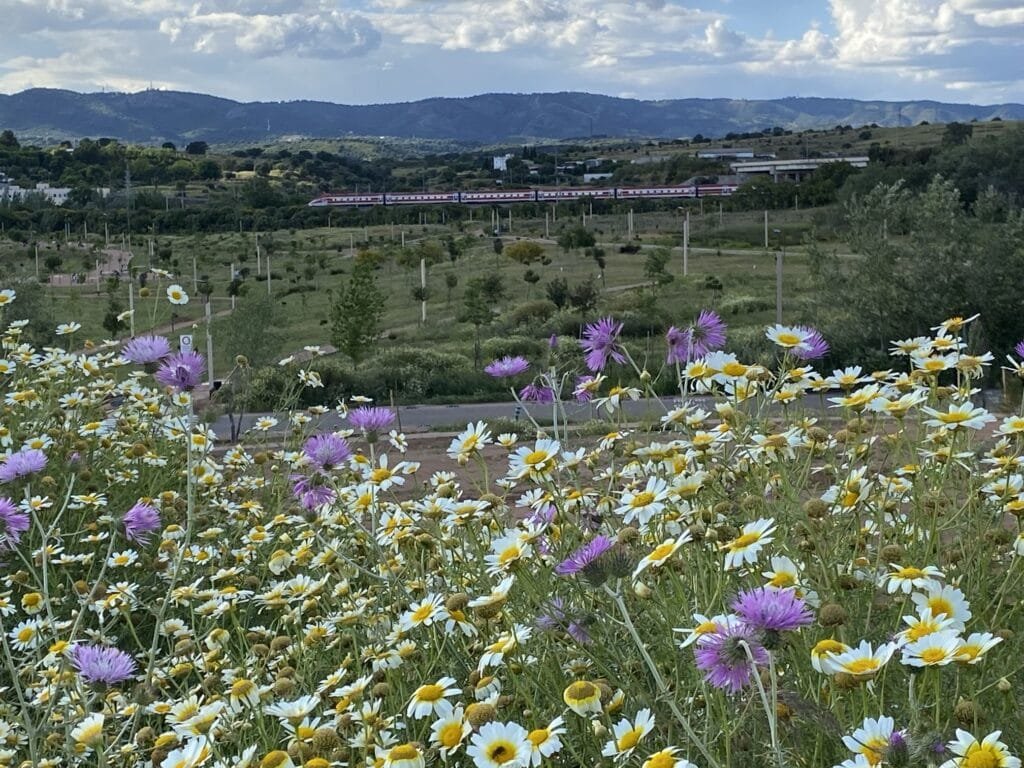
[666,310,727,364]
[0,497,30,551]
[731,587,814,633]
[665,326,690,365]
[536,598,593,645]
[556,535,614,576]
[792,327,829,361]
[0,448,47,483]
[485,356,531,378]
[154,351,206,392]
[121,335,172,365]
[519,383,555,404]
[70,644,137,685]
[347,406,395,436]
[303,433,352,471]
[291,474,336,511]
[690,310,727,357]
[579,317,626,373]
[122,502,161,545]
[694,622,768,694]
[549,334,559,349]
[1016,340,1024,359]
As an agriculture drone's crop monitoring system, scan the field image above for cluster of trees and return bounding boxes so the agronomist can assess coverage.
[809,175,1024,366]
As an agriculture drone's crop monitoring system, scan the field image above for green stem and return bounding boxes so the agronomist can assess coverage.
[603,584,721,768]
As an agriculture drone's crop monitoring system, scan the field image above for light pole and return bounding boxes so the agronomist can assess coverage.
[771,228,784,324]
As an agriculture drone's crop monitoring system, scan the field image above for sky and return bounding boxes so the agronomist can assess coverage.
[1,0,1023,106]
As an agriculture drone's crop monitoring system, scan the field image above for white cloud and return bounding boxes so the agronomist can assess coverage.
[0,0,1022,105]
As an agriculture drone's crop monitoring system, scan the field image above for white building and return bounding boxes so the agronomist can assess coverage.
[0,175,110,205]
[493,154,514,172]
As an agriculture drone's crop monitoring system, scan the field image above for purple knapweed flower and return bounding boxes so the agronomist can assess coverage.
[70,644,137,685]
[519,383,555,404]
[154,351,206,392]
[573,375,599,403]
[303,433,352,472]
[1015,340,1024,359]
[0,497,30,550]
[536,598,593,645]
[556,535,614,576]
[792,327,829,362]
[485,356,530,378]
[579,317,626,372]
[666,310,727,364]
[348,406,395,436]
[694,621,768,694]
[731,587,814,633]
[0,448,47,483]
[122,502,161,545]
[549,334,559,349]
[291,474,336,511]
[121,335,172,365]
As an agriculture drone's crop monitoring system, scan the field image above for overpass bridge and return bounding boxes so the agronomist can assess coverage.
[730,156,869,182]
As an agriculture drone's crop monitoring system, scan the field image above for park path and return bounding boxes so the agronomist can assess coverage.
[48,247,134,287]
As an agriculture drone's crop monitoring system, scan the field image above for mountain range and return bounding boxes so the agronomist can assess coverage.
[1,88,1022,145]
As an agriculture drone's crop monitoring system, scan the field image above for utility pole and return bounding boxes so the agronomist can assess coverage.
[545,211,549,239]
[267,252,271,295]
[682,210,690,277]
[420,257,427,323]
[34,241,39,280]
[205,302,214,390]
[125,165,132,253]
[764,210,769,249]
[127,269,135,337]
[256,233,261,276]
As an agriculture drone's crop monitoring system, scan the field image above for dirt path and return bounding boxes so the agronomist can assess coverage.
[48,247,133,287]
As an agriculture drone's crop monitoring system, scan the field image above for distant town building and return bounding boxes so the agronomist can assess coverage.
[583,173,614,182]
[493,154,514,172]
[0,174,110,205]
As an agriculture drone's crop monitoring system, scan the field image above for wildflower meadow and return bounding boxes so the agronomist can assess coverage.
[2,281,1024,768]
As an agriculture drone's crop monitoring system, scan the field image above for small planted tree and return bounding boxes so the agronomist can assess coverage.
[330,258,384,364]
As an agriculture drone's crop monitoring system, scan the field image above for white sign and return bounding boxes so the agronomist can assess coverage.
[179,334,193,353]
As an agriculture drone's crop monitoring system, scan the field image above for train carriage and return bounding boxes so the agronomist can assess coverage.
[386,192,461,205]
[308,194,385,207]
[617,186,698,199]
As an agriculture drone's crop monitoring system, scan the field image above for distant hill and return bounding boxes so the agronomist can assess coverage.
[1,88,1022,145]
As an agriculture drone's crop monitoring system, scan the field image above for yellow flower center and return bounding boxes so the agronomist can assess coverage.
[631,492,656,508]
[565,681,598,702]
[411,604,434,623]
[928,597,953,618]
[648,542,676,562]
[964,745,1000,768]
[389,744,420,761]
[769,573,796,588]
[416,683,444,702]
[524,450,549,466]
[498,546,522,565]
[370,467,393,483]
[919,647,947,665]
[906,622,939,642]
[17,626,34,643]
[487,741,518,764]
[775,332,801,346]
[694,621,718,635]
[895,567,925,579]
[528,729,549,747]
[729,532,760,550]
[845,658,880,675]
[722,361,748,377]
[617,726,644,751]
[439,722,464,748]
[646,753,678,768]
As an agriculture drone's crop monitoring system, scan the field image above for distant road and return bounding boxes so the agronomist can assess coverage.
[210,397,689,440]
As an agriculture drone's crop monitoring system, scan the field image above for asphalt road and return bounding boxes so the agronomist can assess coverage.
[210,397,691,440]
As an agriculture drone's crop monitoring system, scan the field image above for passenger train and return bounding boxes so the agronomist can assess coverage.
[307,184,739,208]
